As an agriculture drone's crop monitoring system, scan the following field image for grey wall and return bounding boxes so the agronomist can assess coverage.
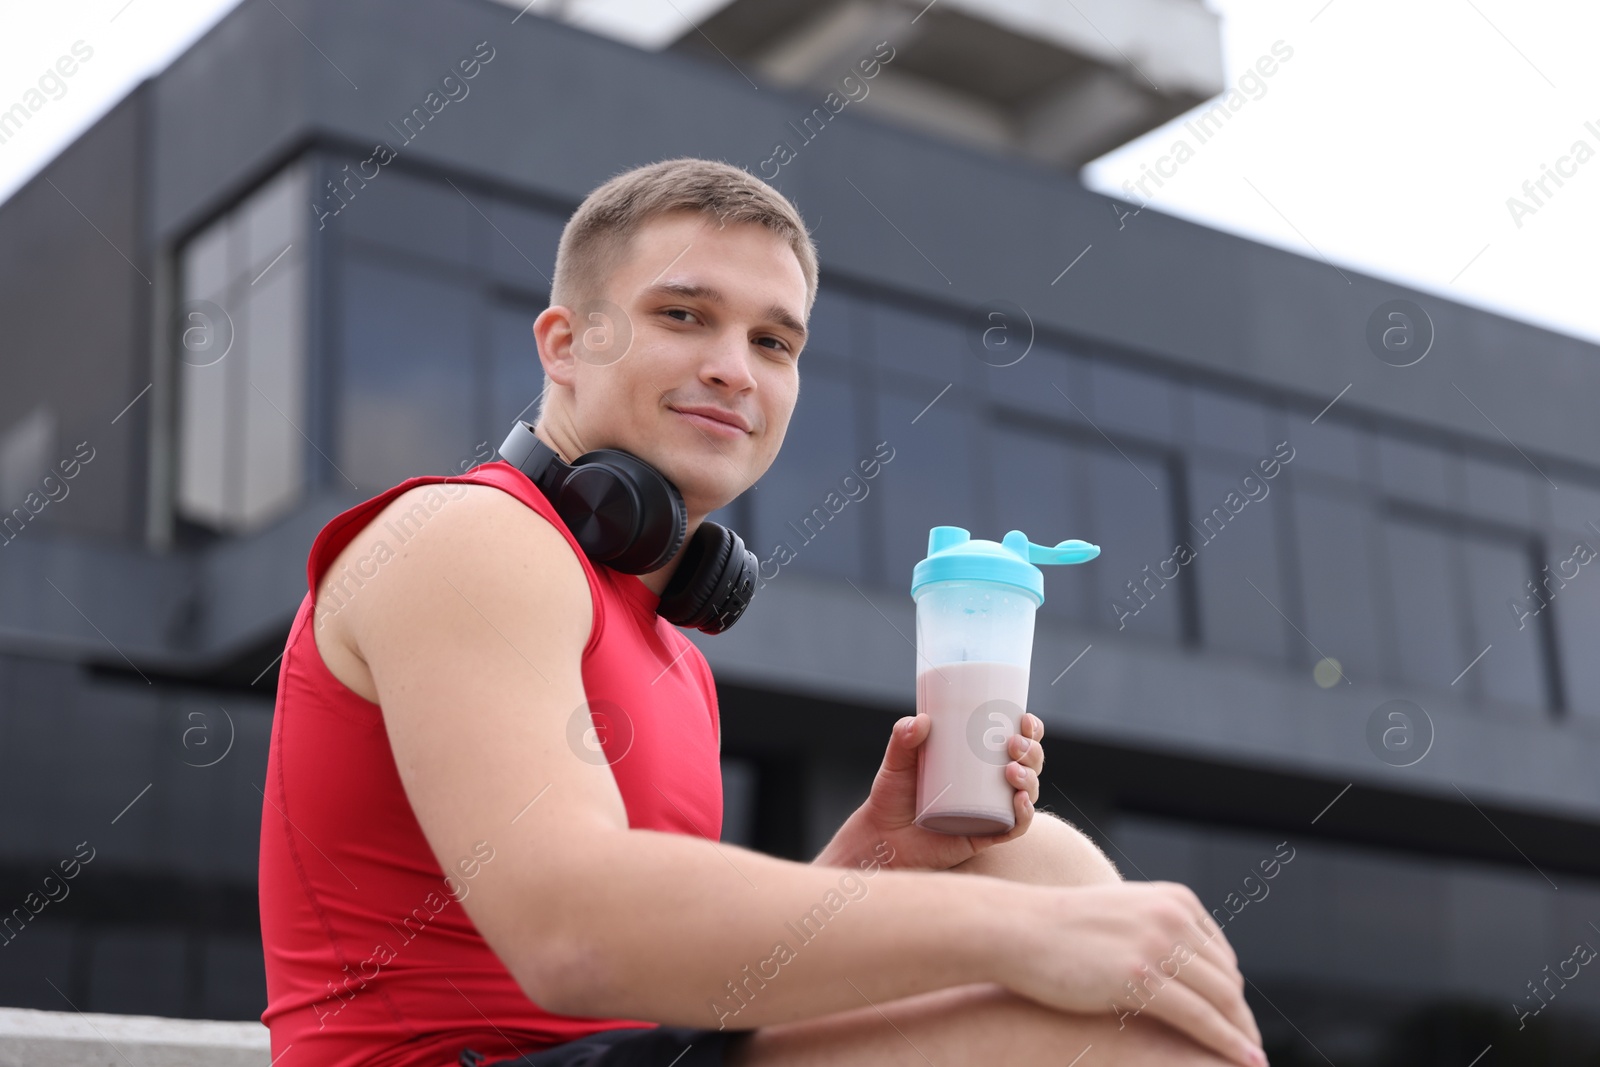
[0,88,152,544]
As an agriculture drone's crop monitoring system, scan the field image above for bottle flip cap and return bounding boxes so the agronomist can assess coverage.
[910,526,1100,606]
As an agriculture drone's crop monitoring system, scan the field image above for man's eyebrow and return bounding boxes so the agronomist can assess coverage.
[643,281,808,342]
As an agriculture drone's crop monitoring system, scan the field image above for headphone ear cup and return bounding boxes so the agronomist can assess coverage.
[557,449,687,574]
[658,522,758,634]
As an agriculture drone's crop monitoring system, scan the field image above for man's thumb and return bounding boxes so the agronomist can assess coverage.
[883,715,923,766]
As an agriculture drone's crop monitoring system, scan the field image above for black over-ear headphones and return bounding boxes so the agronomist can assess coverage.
[496,420,757,634]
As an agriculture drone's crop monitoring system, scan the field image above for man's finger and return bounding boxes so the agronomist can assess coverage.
[1010,728,1044,772]
[1008,762,1040,807]
[1138,974,1264,1067]
[876,713,929,778]
[1011,786,1033,833]
[1185,909,1241,973]
[1166,948,1260,1048]
[1167,885,1240,971]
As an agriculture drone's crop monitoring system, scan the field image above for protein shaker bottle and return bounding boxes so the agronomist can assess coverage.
[911,526,1099,835]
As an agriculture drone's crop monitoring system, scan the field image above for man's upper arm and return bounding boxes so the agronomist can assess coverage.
[346,482,627,999]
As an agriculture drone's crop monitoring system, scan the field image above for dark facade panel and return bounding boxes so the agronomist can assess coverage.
[0,88,152,544]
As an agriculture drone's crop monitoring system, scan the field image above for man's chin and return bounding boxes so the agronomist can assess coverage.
[657,450,757,500]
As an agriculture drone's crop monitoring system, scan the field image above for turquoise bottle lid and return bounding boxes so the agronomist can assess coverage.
[910,526,1100,606]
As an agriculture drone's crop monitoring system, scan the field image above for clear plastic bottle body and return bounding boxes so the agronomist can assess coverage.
[912,579,1037,835]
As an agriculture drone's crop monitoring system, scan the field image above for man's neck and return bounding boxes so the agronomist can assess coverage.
[638,528,697,597]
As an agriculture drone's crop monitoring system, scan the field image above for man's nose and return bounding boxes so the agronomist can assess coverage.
[700,331,758,391]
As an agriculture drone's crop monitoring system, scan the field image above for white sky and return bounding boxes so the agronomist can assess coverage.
[1082,0,1600,346]
[3,0,1596,347]
[0,0,240,200]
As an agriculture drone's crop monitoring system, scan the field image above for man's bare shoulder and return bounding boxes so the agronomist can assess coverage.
[312,480,593,702]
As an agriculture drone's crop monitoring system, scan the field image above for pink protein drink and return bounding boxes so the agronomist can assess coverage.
[916,660,1031,834]
[910,527,1099,836]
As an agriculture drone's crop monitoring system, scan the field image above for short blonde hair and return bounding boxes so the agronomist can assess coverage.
[550,157,819,321]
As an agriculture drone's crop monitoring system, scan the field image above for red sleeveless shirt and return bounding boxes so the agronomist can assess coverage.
[258,460,725,1067]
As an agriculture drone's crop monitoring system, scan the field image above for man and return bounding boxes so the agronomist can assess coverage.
[258,158,1266,1067]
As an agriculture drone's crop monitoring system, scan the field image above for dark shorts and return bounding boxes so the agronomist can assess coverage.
[461,1025,751,1067]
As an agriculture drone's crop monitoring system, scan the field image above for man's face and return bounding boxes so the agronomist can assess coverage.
[534,210,808,520]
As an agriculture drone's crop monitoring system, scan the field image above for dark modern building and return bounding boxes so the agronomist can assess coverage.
[3,0,1600,1061]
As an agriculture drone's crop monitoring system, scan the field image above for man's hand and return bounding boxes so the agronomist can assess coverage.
[814,710,1045,872]
[1002,881,1266,1067]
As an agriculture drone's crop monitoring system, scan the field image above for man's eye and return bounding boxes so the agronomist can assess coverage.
[756,337,790,354]
[663,308,696,323]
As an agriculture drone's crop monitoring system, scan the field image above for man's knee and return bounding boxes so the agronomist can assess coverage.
[1034,810,1123,884]
[951,809,1121,886]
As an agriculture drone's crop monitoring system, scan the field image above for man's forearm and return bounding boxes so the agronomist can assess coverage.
[520,826,1018,1031]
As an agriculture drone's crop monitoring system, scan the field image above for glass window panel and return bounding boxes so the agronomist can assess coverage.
[720,756,757,846]
[1383,516,1471,690]
[992,426,1092,626]
[869,302,964,384]
[750,369,861,583]
[182,223,230,305]
[87,930,188,1010]
[176,161,309,531]
[1378,436,1455,509]
[176,353,231,526]
[874,387,981,591]
[0,408,56,529]
[238,261,307,526]
[1091,447,1180,640]
[1190,387,1270,457]
[1087,360,1178,444]
[486,199,561,293]
[203,937,269,1018]
[1463,458,1535,527]
[177,216,238,527]
[338,255,477,492]
[984,344,1089,424]
[965,300,1032,376]
[489,301,546,438]
[334,163,484,272]
[1284,414,1364,482]
[1292,487,1384,682]
[1461,539,1546,709]
[240,162,304,282]
[1553,548,1600,721]
[803,287,856,363]
[1189,460,1287,662]
[1552,483,1600,540]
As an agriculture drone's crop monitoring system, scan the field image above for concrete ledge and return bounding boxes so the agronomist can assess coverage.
[0,1008,270,1067]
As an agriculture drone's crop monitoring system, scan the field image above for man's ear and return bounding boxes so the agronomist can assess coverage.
[533,305,579,389]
